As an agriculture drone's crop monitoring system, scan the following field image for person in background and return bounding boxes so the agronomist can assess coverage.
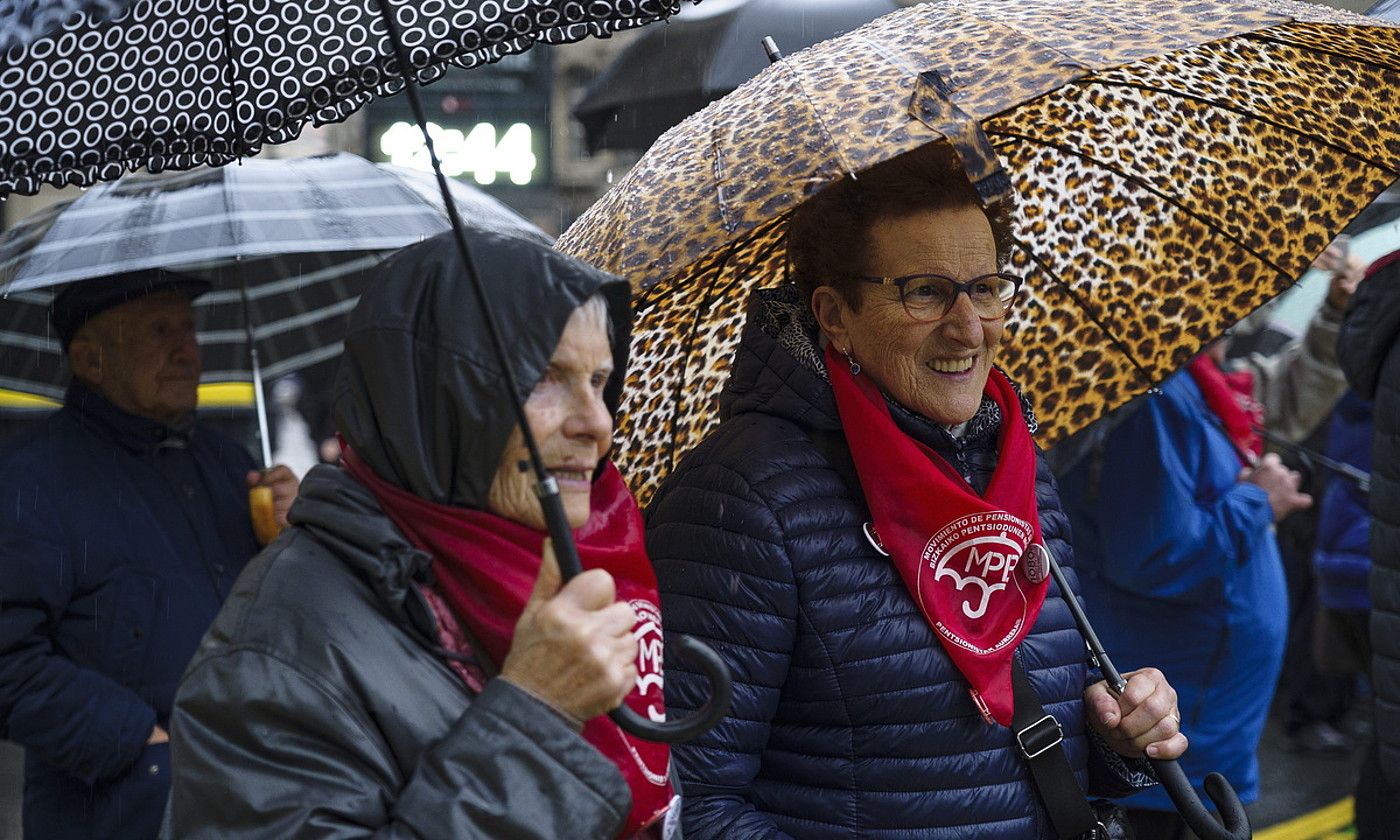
[1337,249,1400,839]
[1309,390,1374,708]
[1054,246,1365,840]
[0,269,298,840]
[1226,239,1373,756]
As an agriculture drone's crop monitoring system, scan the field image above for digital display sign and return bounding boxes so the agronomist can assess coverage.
[366,52,551,189]
[378,120,537,186]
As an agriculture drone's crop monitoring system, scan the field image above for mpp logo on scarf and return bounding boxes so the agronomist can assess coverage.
[630,599,666,723]
[921,511,1039,653]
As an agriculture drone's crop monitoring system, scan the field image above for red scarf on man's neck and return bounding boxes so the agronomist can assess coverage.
[342,449,672,838]
[1186,355,1263,465]
[825,345,1049,726]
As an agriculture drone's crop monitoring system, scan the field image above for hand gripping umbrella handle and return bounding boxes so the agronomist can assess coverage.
[538,480,734,743]
[1044,557,1252,840]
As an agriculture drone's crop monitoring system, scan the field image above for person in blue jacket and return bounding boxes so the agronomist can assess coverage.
[0,270,298,840]
[648,146,1183,840]
[1312,390,1374,629]
[1056,353,1314,840]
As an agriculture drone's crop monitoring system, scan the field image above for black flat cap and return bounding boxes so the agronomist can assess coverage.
[51,268,211,348]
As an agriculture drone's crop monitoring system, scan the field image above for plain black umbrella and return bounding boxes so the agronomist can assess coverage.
[0,0,733,745]
[572,0,898,153]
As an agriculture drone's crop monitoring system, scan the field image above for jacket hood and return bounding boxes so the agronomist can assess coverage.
[1339,251,1400,401]
[334,229,631,508]
[720,284,844,432]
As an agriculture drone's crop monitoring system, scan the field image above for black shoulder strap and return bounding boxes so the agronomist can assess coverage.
[1012,657,1100,839]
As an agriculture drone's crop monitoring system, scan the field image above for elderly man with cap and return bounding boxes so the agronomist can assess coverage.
[0,269,298,840]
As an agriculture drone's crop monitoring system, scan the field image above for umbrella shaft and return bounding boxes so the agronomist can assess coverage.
[1255,425,1371,493]
[369,1,550,505]
[1046,553,1126,694]
[250,344,272,469]
[240,276,273,469]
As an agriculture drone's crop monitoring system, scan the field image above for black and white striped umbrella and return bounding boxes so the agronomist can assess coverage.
[0,151,547,404]
[0,0,686,197]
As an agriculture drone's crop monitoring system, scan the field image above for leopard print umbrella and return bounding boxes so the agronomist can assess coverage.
[557,0,1400,505]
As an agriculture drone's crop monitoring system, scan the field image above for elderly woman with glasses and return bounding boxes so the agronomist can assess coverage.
[646,146,1187,840]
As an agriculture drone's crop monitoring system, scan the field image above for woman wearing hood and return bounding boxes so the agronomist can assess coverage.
[168,230,675,839]
[647,145,1185,839]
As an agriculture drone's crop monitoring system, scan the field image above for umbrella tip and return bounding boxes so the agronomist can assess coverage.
[761,36,783,64]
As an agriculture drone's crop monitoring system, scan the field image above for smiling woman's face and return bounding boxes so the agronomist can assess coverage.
[813,202,1004,427]
[486,298,614,530]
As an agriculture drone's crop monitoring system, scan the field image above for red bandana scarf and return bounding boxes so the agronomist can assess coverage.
[342,448,672,839]
[1186,355,1263,465]
[825,345,1049,726]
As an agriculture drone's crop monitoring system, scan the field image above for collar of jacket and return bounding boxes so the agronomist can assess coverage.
[64,377,195,453]
[288,463,441,644]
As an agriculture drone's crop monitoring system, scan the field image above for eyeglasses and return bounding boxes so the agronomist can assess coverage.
[856,272,1023,322]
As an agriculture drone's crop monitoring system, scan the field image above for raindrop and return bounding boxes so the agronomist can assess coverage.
[606,170,614,184]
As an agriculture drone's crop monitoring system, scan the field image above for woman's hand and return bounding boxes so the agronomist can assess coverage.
[500,540,638,727]
[247,465,300,528]
[1084,667,1187,759]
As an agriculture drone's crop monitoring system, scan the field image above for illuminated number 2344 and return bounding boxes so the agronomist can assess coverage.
[379,121,537,186]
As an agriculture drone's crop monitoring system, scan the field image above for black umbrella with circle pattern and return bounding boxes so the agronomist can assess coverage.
[0,0,130,50]
[0,0,686,196]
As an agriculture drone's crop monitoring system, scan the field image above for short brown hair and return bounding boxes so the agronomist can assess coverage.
[786,143,1013,309]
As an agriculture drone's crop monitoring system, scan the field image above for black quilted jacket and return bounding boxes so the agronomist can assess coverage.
[648,287,1151,840]
[1338,250,1400,785]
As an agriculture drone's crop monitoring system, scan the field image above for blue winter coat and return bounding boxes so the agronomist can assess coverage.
[0,380,257,840]
[1312,390,1374,612]
[648,287,1152,840]
[1056,369,1287,811]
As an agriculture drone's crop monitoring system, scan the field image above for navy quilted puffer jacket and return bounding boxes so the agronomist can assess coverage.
[648,287,1152,839]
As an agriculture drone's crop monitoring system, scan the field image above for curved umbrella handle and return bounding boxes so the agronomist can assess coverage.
[1148,760,1251,840]
[609,634,734,743]
[538,479,734,743]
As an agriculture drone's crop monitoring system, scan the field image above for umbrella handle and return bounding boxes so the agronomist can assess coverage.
[1148,759,1251,840]
[538,479,734,743]
[1044,556,1252,839]
[248,485,284,546]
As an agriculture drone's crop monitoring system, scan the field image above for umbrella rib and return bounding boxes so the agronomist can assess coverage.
[985,127,1297,279]
[217,0,244,147]
[1242,30,1400,74]
[1005,235,1158,392]
[1062,76,1400,176]
[661,229,786,471]
[657,237,741,472]
[774,57,856,178]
